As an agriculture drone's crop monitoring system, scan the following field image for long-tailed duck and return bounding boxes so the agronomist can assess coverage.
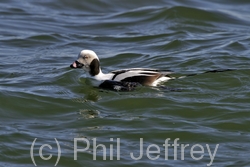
[70,50,174,91]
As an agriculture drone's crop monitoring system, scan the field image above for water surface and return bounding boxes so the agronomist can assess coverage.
[1,0,250,166]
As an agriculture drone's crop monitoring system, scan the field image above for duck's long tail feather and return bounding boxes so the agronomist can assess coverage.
[175,69,236,79]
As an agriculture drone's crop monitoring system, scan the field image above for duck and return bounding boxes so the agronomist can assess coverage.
[70,50,174,91]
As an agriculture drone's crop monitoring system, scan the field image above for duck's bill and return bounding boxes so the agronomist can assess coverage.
[70,61,84,68]
[70,61,77,68]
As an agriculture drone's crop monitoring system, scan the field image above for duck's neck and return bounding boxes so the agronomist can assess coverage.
[93,69,114,81]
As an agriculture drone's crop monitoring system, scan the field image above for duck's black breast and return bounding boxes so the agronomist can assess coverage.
[99,80,141,91]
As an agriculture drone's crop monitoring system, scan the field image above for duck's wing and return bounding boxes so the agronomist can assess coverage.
[111,68,172,73]
[110,68,172,74]
[110,68,173,86]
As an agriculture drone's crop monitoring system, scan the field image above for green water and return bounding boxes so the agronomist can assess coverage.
[1,0,250,167]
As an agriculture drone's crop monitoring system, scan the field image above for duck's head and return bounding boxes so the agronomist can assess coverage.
[70,50,100,76]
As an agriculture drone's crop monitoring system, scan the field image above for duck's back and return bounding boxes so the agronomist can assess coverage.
[110,68,173,86]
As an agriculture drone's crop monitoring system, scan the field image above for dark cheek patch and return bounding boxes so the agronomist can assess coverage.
[89,59,100,76]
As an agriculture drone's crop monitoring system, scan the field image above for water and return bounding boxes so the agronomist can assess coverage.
[1,0,250,166]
